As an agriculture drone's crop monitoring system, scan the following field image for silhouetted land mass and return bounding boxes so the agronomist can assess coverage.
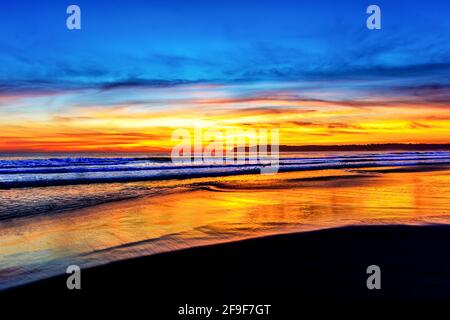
[235,143,450,152]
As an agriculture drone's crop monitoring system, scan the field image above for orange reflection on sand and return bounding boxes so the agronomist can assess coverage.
[1,168,450,279]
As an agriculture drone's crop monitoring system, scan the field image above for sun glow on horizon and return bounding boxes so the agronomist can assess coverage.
[0,81,449,153]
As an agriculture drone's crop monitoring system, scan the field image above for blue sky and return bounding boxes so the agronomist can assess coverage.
[1,0,449,90]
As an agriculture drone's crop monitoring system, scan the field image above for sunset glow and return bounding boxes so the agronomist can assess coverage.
[1,81,449,152]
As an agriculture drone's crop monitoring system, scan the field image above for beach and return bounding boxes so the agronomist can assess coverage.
[2,0,450,314]
[5,224,450,311]
[1,151,450,302]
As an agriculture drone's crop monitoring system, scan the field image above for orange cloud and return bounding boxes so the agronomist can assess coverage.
[0,88,449,152]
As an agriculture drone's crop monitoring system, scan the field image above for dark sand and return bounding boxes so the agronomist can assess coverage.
[3,225,450,314]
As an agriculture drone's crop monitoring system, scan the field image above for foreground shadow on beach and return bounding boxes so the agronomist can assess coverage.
[3,224,450,315]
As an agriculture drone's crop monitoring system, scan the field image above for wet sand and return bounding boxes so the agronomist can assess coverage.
[5,224,450,307]
[2,167,450,292]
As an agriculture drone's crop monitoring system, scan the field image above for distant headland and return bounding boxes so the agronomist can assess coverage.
[235,143,450,152]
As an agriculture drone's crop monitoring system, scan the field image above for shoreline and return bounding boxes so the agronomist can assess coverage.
[4,224,450,301]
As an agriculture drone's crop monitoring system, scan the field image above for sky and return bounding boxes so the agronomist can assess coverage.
[0,0,449,152]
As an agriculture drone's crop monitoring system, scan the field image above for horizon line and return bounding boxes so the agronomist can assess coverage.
[1,143,450,154]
